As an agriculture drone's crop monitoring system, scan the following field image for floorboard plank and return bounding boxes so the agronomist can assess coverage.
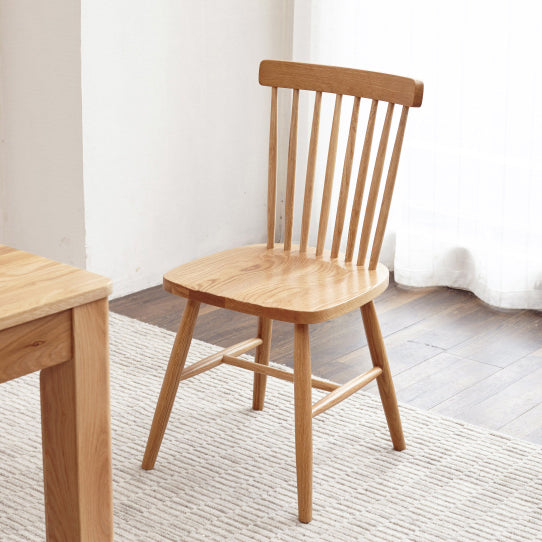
[452,365,542,430]
[433,354,542,418]
[449,311,542,367]
[388,353,499,408]
[499,402,542,442]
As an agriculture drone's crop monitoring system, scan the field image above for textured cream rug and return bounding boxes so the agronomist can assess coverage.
[1,312,541,541]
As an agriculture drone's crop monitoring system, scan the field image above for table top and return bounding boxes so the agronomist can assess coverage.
[0,245,112,331]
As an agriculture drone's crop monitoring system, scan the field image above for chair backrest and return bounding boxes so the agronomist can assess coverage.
[259,60,423,269]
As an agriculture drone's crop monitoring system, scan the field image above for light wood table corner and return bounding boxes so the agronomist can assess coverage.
[0,244,114,541]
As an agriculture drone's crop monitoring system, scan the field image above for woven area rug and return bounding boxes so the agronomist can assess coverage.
[1,313,541,541]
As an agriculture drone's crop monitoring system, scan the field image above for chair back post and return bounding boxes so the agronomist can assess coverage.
[259,60,423,267]
[267,87,278,249]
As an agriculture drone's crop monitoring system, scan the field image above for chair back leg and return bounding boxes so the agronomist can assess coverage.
[142,299,201,470]
[252,317,273,410]
[293,323,313,523]
[361,301,406,451]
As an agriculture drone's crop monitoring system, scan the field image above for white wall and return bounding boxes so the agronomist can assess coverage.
[82,1,293,297]
[0,0,86,267]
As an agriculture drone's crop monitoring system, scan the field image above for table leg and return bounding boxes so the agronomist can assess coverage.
[40,298,113,541]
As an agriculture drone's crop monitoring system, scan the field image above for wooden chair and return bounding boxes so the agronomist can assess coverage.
[142,60,423,523]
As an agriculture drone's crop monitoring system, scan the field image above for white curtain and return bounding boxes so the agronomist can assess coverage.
[293,0,542,309]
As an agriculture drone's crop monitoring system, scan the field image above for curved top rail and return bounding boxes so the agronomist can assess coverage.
[259,60,423,107]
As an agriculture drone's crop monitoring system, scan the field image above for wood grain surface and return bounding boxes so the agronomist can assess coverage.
[0,244,112,330]
[40,299,113,541]
[163,244,389,324]
[142,299,200,470]
[293,323,313,523]
[259,60,423,106]
[0,311,71,383]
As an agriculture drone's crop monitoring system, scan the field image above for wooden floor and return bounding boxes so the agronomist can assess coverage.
[111,280,542,445]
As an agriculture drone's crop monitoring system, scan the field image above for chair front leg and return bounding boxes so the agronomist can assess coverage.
[142,299,200,470]
[361,301,405,451]
[252,317,273,410]
[293,323,313,523]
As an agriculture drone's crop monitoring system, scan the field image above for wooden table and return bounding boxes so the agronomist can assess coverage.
[0,244,114,541]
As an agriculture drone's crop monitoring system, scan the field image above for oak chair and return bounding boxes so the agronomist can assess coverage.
[142,60,423,523]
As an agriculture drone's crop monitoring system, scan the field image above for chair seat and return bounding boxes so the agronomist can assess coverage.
[163,244,389,324]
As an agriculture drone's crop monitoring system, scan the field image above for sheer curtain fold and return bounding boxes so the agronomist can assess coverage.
[293,0,542,310]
